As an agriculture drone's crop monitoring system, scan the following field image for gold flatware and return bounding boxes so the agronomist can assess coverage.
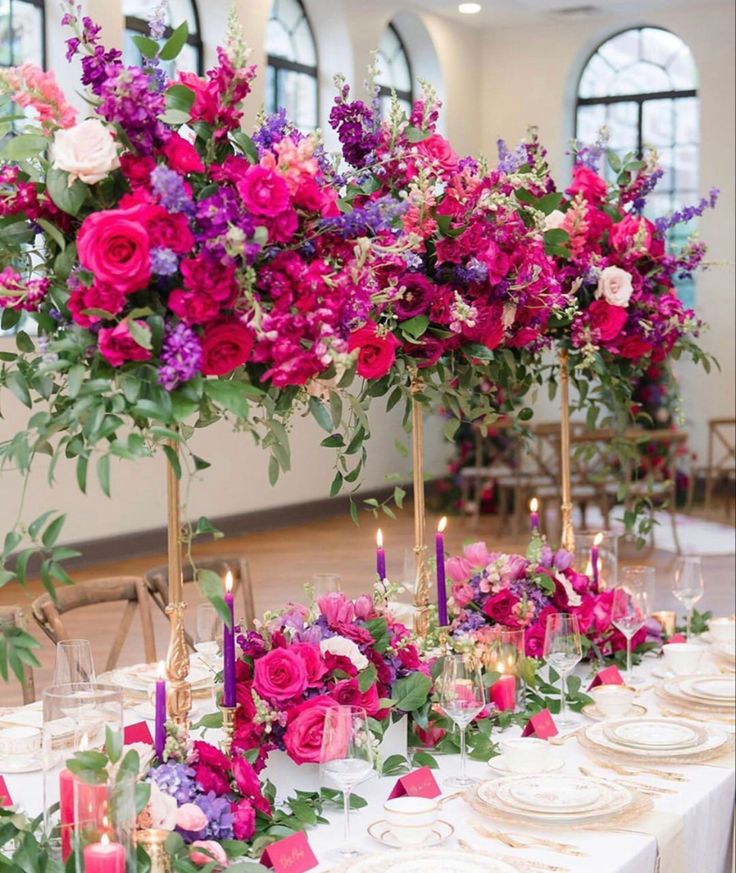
[472,823,586,856]
[458,839,570,873]
[577,766,676,796]
[594,759,687,783]
[549,727,580,745]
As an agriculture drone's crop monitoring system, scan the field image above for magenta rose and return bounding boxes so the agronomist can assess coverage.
[482,589,521,626]
[403,336,445,369]
[77,209,151,293]
[567,165,608,204]
[586,299,628,342]
[233,758,271,815]
[237,165,290,216]
[231,798,256,842]
[142,206,194,255]
[290,642,328,687]
[97,321,152,368]
[162,132,205,174]
[253,647,308,702]
[415,134,459,174]
[180,254,237,303]
[452,582,474,608]
[348,324,400,380]
[616,336,654,359]
[200,318,255,376]
[67,283,125,327]
[283,695,335,764]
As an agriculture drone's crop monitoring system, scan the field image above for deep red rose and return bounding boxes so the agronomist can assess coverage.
[567,165,608,204]
[404,336,445,369]
[393,273,434,319]
[78,208,151,292]
[68,283,125,327]
[348,324,400,379]
[231,798,256,841]
[180,255,237,303]
[200,318,255,376]
[162,133,205,174]
[330,678,381,716]
[586,299,628,342]
[97,321,152,368]
[195,764,230,795]
[119,153,155,189]
[616,336,654,359]
[194,741,231,772]
[168,289,220,325]
[283,694,335,764]
[482,589,521,626]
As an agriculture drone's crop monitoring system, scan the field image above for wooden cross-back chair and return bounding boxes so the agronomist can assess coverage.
[0,606,36,704]
[702,418,736,516]
[143,555,256,648]
[31,577,157,672]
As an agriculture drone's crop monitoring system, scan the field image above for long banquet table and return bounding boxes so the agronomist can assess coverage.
[3,656,734,873]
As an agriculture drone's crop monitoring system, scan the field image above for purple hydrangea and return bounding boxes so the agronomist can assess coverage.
[497,139,528,174]
[151,247,179,276]
[193,792,234,841]
[151,165,193,214]
[148,762,197,805]
[158,322,203,390]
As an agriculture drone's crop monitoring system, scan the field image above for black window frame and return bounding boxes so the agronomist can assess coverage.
[0,0,46,69]
[377,22,414,108]
[265,0,319,129]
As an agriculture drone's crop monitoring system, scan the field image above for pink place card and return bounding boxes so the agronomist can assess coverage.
[261,832,318,873]
[0,776,12,807]
[124,722,153,745]
[521,709,558,739]
[588,665,624,689]
[668,633,687,644]
[387,765,441,800]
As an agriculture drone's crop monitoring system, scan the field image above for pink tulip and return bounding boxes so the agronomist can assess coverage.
[463,541,491,568]
[446,556,473,583]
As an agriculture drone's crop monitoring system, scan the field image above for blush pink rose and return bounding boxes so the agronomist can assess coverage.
[175,803,208,832]
[415,134,459,173]
[283,695,335,764]
[596,266,634,308]
[237,165,290,216]
[51,118,119,185]
[452,582,474,608]
[586,299,628,342]
[446,555,473,583]
[463,542,491,568]
[77,209,151,293]
[97,321,152,367]
[190,841,227,867]
[253,647,308,702]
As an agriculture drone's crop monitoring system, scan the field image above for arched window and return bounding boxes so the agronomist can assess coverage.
[123,0,203,75]
[266,0,318,131]
[576,27,698,302]
[0,0,45,68]
[376,23,413,117]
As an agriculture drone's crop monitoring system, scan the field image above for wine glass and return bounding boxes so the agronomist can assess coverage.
[195,603,222,669]
[320,705,374,859]
[543,613,582,730]
[313,574,343,596]
[673,556,704,640]
[53,639,95,685]
[438,653,485,788]
[612,579,651,685]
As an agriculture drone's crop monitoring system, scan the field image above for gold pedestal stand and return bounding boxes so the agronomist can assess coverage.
[220,704,238,756]
[410,374,431,636]
[164,439,191,727]
[558,350,575,554]
[137,828,172,873]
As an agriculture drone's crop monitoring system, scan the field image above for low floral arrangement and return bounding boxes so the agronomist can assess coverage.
[231,591,433,769]
[445,540,647,660]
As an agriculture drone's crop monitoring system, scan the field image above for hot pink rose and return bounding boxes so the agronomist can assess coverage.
[283,695,335,764]
[482,589,521,626]
[264,208,299,243]
[586,299,628,342]
[97,321,152,367]
[348,324,400,380]
[330,678,381,716]
[237,165,290,216]
[231,798,256,841]
[463,541,491,568]
[200,318,255,375]
[317,592,355,627]
[77,209,151,292]
[162,132,205,174]
[446,555,473,583]
[452,582,474,608]
[610,214,650,254]
[190,841,227,867]
[253,647,308,702]
[415,134,459,174]
[175,803,208,833]
[232,758,271,815]
[290,642,328,687]
[567,165,608,204]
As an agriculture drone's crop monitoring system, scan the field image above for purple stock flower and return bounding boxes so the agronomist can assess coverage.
[158,322,203,390]
[151,246,178,276]
[148,762,197,804]
[80,45,123,93]
[97,65,168,153]
[329,84,382,169]
[151,165,193,213]
[321,194,408,237]
[252,108,293,153]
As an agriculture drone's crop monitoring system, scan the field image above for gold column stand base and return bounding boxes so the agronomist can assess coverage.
[220,704,238,756]
[137,828,172,873]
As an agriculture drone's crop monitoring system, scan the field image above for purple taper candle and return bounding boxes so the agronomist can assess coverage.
[436,516,448,626]
[376,528,387,581]
[154,662,166,760]
[529,497,540,532]
[223,572,236,707]
[590,532,603,593]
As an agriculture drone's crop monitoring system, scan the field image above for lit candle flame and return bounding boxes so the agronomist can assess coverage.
[529,497,538,512]
[225,570,233,594]
[585,560,593,576]
[100,833,110,848]
[157,660,165,680]
[376,528,383,548]
[593,532,604,546]
[79,732,89,751]
[438,516,447,533]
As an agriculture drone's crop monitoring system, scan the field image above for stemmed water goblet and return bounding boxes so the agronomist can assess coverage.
[612,575,652,685]
[438,653,486,788]
[53,639,96,685]
[543,613,582,730]
[672,556,704,640]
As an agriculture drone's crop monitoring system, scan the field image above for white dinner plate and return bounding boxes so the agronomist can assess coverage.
[111,664,211,691]
[0,753,43,774]
[603,718,705,750]
[367,819,454,849]
[487,753,565,775]
[664,676,735,709]
[584,720,728,759]
[336,848,518,873]
[679,676,736,702]
[503,775,603,813]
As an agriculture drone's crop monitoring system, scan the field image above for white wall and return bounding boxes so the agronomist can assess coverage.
[480,3,736,460]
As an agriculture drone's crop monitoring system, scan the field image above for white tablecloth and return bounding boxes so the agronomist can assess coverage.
[4,658,734,873]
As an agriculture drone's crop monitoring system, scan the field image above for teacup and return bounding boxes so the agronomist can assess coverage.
[500,737,552,773]
[661,642,704,675]
[709,617,736,645]
[589,684,636,719]
[383,796,439,846]
[0,726,41,757]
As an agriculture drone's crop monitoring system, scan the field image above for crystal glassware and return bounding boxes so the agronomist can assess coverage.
[438,653,486,787]
[73,767,136,873]
[313,573,343,596]
[612,579,652,684]
[543,613,582,729]
[574,530,620,590]
[53,639,96,685]
[672,556,705,640]
[319,705,374,859]
[194,602,222,669]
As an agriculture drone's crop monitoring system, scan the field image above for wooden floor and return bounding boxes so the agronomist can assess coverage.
[1,505,734,707]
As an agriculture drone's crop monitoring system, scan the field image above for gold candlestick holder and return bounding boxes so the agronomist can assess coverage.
[220,703,238,756]
[137,828,172,873]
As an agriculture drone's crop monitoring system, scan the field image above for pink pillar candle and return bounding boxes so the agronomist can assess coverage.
[60,770,108,861]
[83,836,125,873]
[490,675,517,712]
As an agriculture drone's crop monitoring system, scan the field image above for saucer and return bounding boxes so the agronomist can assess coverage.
[0,753,42,773]
[367,819,454,849]
[487,753,564,775]
[582,702,647,722]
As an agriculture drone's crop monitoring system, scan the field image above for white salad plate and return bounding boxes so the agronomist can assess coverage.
[679,676,735,702]
[603,718,705,750]
[487,754,565,775]
[584,719,728,759]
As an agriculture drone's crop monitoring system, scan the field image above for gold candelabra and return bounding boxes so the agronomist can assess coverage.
[410,373,431,636]
[164,438,191,727]
[558,349,575,553]
[219,704,238,756]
